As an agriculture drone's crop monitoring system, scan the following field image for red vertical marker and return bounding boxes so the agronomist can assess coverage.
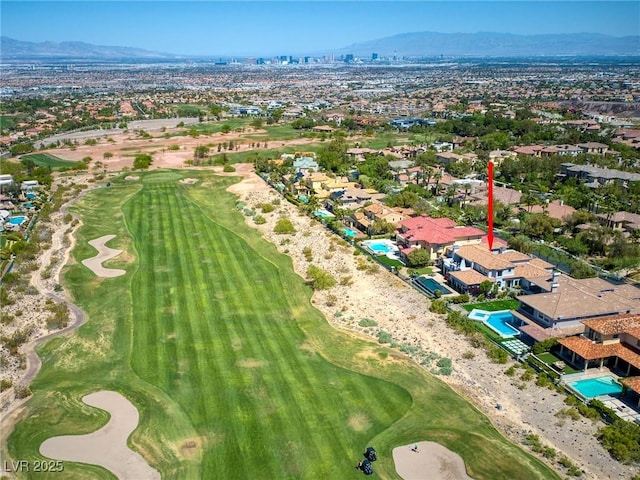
[487,161,494,250]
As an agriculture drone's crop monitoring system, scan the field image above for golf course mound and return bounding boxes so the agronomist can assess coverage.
[82,234,126,278]
[393,441,474,480]
[40,391,160,480]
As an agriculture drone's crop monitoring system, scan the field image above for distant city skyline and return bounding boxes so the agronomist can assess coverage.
[2,1,639,57]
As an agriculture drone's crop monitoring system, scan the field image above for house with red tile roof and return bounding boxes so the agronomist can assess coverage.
[557,314,640,403]
[396,216,485,260]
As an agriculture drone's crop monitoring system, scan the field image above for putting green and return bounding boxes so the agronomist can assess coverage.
[6,171,559,479]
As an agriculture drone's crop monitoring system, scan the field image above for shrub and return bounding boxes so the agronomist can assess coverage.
[0,379,13,392]
[306,265,336,290]
[429,299,448,314]
[339,275,353,286]
[597,420,640,463]
[504,365,516,377]
[487,345,508,364]
[377,331,392,344]
[274,218,296,234]
[303,246,313,262]
[450,294,470,304]
[15,385,32,399]
[253,215,266,225]
[260,203,275,213]
[462,350,475,359]
[223,164,236,172]
[358,318,378,327]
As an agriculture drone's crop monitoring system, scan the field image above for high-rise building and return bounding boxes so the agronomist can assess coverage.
[371,53,378,60]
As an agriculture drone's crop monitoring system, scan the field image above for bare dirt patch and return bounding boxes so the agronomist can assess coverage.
[347,412,371,432]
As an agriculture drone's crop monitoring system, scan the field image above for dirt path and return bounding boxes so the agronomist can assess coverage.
[40,391,160,480]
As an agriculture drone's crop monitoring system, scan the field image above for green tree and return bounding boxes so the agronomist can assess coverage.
[306,265,336,290]
[406,249,431,267]
[133,153,152,170]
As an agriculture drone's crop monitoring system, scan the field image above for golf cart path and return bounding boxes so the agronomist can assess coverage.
[82,234,126,277]
[40,391,160,480]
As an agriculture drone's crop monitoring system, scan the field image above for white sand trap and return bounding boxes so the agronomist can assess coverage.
[125,175,139,181]
[82,234,126,278]
[393,442,474,480]
[40,391,160,480]
[180,177,198,184]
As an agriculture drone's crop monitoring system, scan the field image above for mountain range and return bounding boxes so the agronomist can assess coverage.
[340,31,640,57]
[0,37,181,61]
[1,32,639,61]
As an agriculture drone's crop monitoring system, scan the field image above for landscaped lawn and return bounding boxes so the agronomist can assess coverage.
[20,153,76,170]
[463,299,520,312]
[6,171,559,480]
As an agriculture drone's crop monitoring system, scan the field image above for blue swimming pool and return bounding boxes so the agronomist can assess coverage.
[469,309,520,338]
[343,228,357,237]
[7,216,27,226]
[314,209,335,218]
[26,193,36,200]
[362,239,398,254]
[568,376,623,399]
[414,276,452,296]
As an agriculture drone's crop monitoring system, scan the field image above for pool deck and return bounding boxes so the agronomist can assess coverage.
[561,370,640,423]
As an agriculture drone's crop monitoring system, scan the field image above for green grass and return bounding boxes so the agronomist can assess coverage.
[463,299,520,313]
[376,255,404,269]
[535,352,580,375]
[0,114,17,130]
[360,133,407,150]
[6,171,560,480]
[20,153,76,170]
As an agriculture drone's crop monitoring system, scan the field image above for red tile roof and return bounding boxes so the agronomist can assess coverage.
[398,216,484,245]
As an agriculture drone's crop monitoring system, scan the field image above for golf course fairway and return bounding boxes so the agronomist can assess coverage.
[5,170,559,479]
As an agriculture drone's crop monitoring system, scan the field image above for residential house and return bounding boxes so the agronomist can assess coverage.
[560,163,640,188]
[363,203,407,227]
[558,314,640,380]
[489,150,517,166]
[396,216,485,261]
[517,276,640,331]
[577,142,609,155]
[596,211,640,235]
[443,244,553,293]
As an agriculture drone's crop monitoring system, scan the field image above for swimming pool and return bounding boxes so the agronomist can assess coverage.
[414,276,452,296]
[7,216,27,226]
[362,239,398,255]
[343,228,357,237]
[469,309,520,338]
[568,376,623,399]
[26,193,36,200]
[314,209,335,219]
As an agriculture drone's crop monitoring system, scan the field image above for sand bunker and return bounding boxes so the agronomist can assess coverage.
[82,235,126,278]
[40,391,160,480]
[179,177,198,184]
[393,442,474,480]
[125,175,139,181]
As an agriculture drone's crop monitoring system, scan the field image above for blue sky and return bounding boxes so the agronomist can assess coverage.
[2,1,639,56]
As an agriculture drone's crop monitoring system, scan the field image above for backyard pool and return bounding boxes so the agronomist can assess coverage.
[7,216,27,226]
[343,228,357,238]
[362,239,398,255]
[414,276,452,296]
[469,309,520,338]
[26,193,36,200]
[568,376,623,399]
[314,209,335,219]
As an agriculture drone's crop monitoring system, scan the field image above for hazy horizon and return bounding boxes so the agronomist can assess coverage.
[2,1,639,57]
